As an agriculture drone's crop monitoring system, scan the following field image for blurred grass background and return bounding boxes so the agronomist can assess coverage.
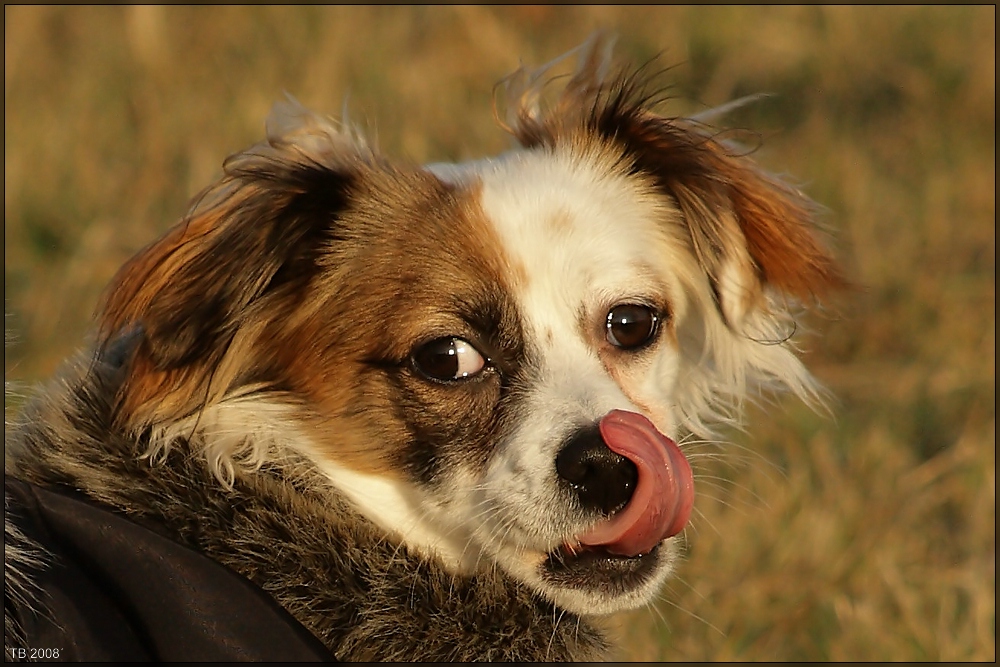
[4,6,994,661]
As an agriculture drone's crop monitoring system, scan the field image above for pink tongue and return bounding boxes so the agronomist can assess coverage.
[577,410,694,557]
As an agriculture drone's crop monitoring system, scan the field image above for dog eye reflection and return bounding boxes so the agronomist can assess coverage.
[605,304,660,350]
[412,337,487,382]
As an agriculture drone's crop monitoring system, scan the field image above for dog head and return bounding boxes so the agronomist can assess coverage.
[97,37,842,616]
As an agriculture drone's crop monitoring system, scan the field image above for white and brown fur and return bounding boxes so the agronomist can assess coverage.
[5,37,842,661]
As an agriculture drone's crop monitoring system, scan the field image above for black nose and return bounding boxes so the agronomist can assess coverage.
[556,424,638,515]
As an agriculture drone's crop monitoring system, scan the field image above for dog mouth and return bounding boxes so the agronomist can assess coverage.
[541,540,662,590]
[538,410,694,596]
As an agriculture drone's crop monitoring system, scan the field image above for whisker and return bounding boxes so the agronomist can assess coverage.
[653,585,726,638]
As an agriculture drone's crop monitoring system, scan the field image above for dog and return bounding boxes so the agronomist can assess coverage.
[4,36,842,661]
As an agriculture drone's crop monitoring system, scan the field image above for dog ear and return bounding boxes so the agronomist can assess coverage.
[101,161,354,370]
[501,35,844,328]
[611,108,846,327]
[615,112,845,328]
[98,100,367,424]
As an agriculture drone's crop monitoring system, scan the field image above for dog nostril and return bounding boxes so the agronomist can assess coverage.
[556,424,638,515]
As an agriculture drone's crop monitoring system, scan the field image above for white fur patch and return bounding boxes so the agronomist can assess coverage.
[477,144,687,431]
[313,459,487,573]
[145,390,304,488]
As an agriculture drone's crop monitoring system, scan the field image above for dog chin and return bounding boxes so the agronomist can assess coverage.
[492,535,678,616]
[317,457,673,616]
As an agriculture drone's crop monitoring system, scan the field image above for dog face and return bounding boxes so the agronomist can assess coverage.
[97,40,841,616]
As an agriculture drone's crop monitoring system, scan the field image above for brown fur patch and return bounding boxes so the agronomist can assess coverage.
[256,171,527,477]
[99,147,525,479]
[99,163,354,428]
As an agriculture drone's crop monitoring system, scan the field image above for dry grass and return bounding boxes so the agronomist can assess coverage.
[5,6,995,661]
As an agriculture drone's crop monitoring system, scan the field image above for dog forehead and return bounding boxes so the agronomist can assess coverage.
[329,169,512,297]
[473,148,672,333]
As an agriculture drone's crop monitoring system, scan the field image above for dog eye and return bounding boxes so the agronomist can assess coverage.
[412,337,487,382]
[606,304,660,350]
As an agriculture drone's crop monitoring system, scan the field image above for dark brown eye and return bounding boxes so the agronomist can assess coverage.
[605,304,660,350]
[412,337,487,382]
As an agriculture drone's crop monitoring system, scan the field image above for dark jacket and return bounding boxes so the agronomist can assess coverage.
[5,478,334,662]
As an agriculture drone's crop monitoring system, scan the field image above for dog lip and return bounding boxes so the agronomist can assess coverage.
[542,541,661,589]
[575,410,694,556]
[549,542,654,566]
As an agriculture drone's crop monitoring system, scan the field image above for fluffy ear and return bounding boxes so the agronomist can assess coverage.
[501,34,845,328]
[600,105,844,328]
[98,100,367,426]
